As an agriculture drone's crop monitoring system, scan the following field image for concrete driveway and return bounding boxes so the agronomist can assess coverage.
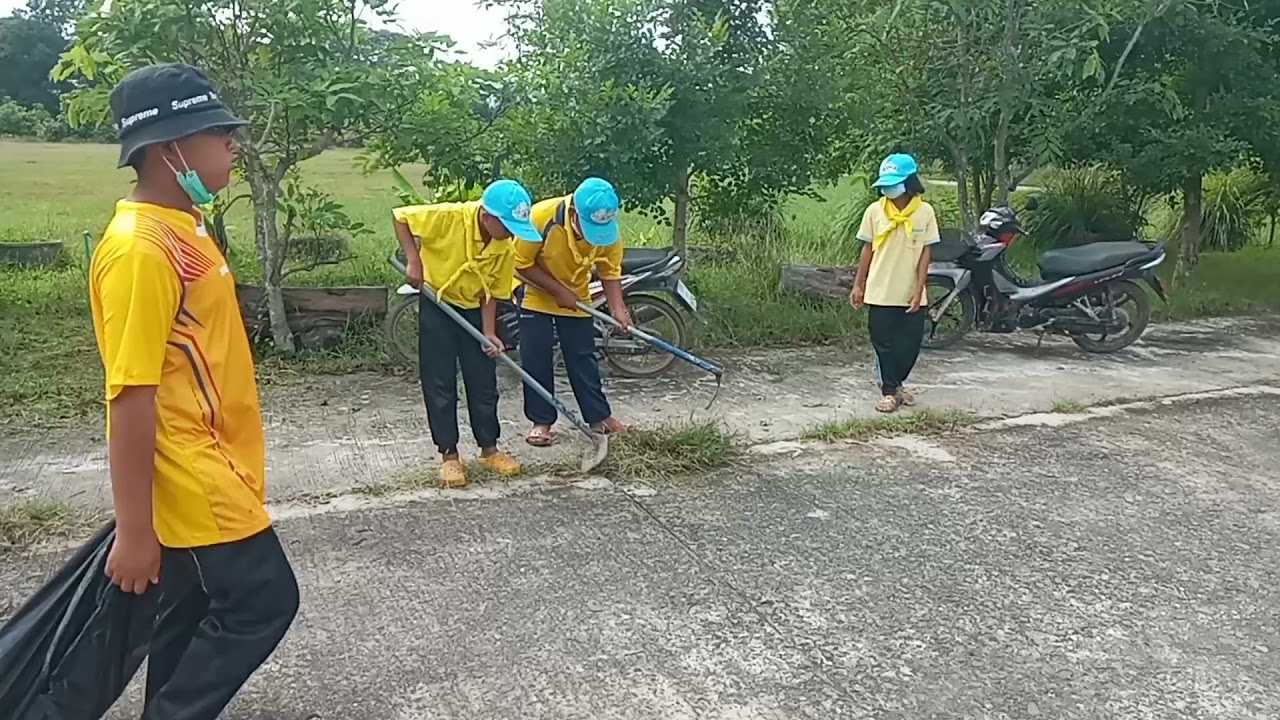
[4,389,1278,719]
[5,316,1280,508]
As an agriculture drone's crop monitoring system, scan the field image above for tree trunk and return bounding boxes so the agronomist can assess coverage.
[672,166,691,261]
[1178,172,1203,280]
[993,107,1013,205]
[778,264,855,302]
[952,147,975,231]
[968,169,984,224]
[993,0,1023,206]
[1268,209,1276,248]
[978,168,996,215]
[245,163,298,354]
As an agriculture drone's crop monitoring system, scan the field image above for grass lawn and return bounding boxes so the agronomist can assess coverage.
[2,140,1278,429]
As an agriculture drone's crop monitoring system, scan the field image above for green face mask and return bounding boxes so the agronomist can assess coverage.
[163,145,216,205]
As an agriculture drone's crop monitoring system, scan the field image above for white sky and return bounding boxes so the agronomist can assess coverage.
[0,0,510,67]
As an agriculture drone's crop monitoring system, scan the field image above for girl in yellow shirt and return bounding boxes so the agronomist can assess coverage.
[850,153,941,413]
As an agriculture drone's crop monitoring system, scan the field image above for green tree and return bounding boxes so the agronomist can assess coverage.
[824,0,1158,229]
[691,0,853,230]
[54,0,460,353]
[17,0,89,31]
[1063,0,1280,278]
[0,16,68,110]
[491,0,772,255]
[362,61,514,195]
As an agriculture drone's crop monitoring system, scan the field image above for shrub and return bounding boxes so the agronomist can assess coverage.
[1200,165,1268,252]
[1023,165,1145,250]
[0,97,115,142]
[831,175,879,244]
[0,98,52,138]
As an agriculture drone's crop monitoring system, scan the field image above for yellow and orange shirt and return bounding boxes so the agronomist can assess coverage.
[90,201,269,548]
[514,195,624,317]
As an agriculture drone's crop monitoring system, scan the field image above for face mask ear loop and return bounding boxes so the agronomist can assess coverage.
[160,147,180,175]
[174,144,194,173]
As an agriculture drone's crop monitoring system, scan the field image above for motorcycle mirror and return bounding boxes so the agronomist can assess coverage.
[1024,196,1041,211]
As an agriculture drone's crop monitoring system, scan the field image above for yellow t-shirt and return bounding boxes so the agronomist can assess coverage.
[392,201,517,308]
[857,199,940,306]
[514,196,624,317]
[90,201,269,549]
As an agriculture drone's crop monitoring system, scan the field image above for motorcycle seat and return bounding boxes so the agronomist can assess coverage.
[1038,241,1155,280]
[620,246,677,274]
[931,228,970,263]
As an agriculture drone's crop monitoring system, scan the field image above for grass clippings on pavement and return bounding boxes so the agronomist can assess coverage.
[803,408,977,442]
[357,422,740,494]
[601,422,738,480]
[0,498,106,553]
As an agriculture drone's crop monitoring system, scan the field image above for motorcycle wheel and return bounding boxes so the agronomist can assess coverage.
[601,293,688,378]
[385,293,419,367]
[921,278,975,350]
[385,295,523,369]
[1069,279,1152,353]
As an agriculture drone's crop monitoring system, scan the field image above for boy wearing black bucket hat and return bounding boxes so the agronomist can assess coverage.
[90,63,298,719]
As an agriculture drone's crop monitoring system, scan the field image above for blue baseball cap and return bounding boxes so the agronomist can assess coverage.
[572,177,620,246]
[480,179,541,241]
[872,153,918,188]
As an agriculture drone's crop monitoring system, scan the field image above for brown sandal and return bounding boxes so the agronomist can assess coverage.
[875,395,900,413]
[591,417,632,434]
[525,425,554,447]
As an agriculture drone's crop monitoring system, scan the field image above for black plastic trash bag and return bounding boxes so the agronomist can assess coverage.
[0,521,157,719]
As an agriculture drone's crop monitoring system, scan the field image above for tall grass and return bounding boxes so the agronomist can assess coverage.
[1199,166,1268,252]
[1023,165,1145,250]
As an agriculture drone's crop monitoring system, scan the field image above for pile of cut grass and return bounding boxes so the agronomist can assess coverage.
[803,408,977,442]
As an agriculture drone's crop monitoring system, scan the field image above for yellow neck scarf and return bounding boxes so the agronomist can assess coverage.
[872,196,921,251]
[436,205,494,302]
[563,200,600,281]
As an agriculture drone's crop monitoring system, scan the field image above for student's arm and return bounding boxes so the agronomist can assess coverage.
[598,241,630,329]
[109,386,159,591]
[480,246,516,356]
[850,205,877,309]
[479,296,503,356]
[514,239,578,309]
[392,207,426,288]
[851,246,873,309]
[909,246,931,313]
[97,249,180,594]
[910,207,942,312]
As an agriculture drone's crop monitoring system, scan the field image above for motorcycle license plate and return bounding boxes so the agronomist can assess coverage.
[675,280,698,311]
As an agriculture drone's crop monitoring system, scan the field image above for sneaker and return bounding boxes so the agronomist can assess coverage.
[440,459,467,488]
[478,450,522,477]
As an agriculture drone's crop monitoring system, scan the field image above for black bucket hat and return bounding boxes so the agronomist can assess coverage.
[109,63,248,168]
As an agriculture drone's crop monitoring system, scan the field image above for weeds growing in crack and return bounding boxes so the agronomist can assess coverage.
[1051,399,1088,413]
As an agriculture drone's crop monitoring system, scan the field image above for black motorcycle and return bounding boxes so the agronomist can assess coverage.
[924,200,1167,353]
[386,247,700,377]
